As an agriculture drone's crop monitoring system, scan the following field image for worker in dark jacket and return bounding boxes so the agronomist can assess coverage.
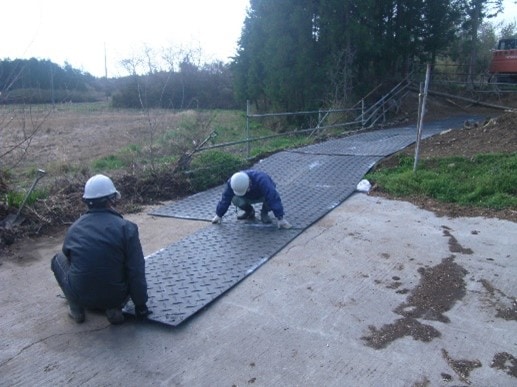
[51,174,150,325]
[212,170,292,229]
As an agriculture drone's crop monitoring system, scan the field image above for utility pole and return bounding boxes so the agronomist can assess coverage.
[104,42,108,79]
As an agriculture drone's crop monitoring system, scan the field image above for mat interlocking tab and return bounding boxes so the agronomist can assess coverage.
[133,117,483,326]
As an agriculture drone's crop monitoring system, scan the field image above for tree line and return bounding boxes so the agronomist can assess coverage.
[233,0,516,112]
[111,58,238,110]
[0,58,101,104]
[0,56,238,109]
[1,0,515,111]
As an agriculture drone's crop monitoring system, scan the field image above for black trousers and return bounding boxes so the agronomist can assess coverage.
[51,252,81,306]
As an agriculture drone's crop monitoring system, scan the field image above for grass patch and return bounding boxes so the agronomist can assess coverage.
[92,155,126,171]
[5,188,47,208]
[188,151,249,191]
[366,153,517,210]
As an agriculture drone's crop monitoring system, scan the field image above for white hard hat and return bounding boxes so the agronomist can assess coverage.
[230,172,250,196]
[83,174,121,200]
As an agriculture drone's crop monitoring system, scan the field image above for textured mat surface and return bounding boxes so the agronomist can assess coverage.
[124,224,302,325]
[129,117,481,326]
[297,116,479,156]
[150,153,380,228]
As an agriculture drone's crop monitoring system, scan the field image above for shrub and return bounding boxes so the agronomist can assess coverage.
[188,151,248,191]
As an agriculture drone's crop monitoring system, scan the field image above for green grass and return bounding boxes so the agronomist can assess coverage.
[249,135,312,158]
[366,153,517,210]
[127,110,314,170]
[6,188,47,208]
[188,151,248,191]
[92,155,127,171]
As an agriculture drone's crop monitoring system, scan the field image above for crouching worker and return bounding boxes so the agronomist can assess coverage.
[51,174,151,325]
[211,170,292,229]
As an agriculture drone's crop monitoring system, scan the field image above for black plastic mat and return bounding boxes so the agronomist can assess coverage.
[124,224,301,326]
[150,153,380,228]
[131,116,483,326]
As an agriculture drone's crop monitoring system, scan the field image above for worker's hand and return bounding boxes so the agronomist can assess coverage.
[212,215,222,224]
[277,218,292,229]
[135,304,152,320]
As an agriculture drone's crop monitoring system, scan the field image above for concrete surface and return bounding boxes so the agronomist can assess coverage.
[0,193,515,386]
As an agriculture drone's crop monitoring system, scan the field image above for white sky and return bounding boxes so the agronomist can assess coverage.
[493,0,517,25]
[0,0,515,79]
[1,0,250,78]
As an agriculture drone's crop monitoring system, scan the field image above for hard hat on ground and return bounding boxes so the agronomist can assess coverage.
[230,172,250,196]
[83,174,121,200]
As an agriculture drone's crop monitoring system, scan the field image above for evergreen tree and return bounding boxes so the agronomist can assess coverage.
[460,0,503,82]
[233,0,508,113]
[315,0,373,101]
[421,0,463,64]
[234,0,324,111]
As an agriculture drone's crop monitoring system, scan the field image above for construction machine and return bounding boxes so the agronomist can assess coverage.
[489,37,517,83]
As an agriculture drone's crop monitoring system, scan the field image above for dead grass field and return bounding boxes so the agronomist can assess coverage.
[1,103,217,173]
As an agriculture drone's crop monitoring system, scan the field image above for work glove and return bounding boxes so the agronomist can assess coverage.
[135,304,152,320]
[277,218,292,229]
[212,215,222,224]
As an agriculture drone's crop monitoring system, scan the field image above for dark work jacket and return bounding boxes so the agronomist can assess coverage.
[215,170,285,219]
[62,208,148,309]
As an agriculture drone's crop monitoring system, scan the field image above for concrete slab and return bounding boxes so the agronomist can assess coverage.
[0,194,515,386]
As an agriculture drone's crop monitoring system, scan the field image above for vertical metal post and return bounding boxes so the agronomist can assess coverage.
[413,64,431,173]
[361,99,365,128]
[246,100,250,158]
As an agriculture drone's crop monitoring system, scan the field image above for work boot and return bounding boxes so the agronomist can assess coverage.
[260,203,272,224]
[237,206,255,220]
[106,308,125,325]
[68,302,85,324]
[260,210,272,224]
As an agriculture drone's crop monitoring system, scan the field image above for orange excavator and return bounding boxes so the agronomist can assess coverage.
[489,38,517,83]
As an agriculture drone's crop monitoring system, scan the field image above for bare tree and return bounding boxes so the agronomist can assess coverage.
[118,46,217,173]
[1,62,53,172]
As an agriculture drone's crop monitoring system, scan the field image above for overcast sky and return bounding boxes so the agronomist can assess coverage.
[1,0,515,79]
[1,0,250,77]
[492,0,517,25]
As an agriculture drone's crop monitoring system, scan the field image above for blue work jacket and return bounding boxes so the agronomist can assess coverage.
[215,170,285,219]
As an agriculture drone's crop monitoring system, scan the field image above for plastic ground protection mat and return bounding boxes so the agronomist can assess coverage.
[124,224,301,326]
[138,153,380,326]
[149,152,381,228]
[135,117,483,326]
[148,116,483,221]
[297,127,418,156]
[296,115,482,157]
